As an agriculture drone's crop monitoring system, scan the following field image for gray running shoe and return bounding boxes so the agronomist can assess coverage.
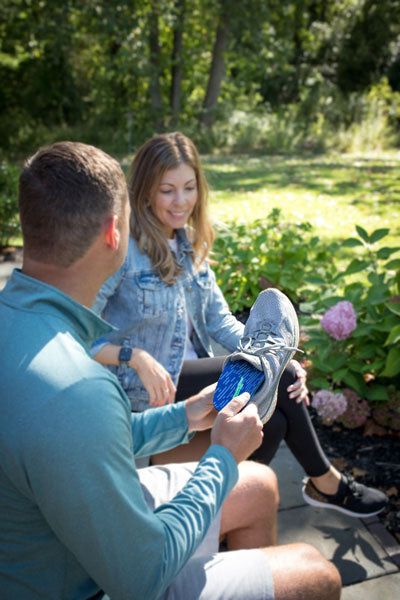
[223,288,301,423]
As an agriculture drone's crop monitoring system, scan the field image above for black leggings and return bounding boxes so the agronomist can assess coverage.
[176,357,331,478]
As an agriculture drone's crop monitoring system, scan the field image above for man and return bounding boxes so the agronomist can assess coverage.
[0,141,341,600]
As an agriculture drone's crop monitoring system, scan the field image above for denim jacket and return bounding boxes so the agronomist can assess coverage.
[91,228,244,411]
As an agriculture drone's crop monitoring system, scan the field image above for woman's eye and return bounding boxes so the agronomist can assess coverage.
[160,189,172,194]
[185,187,195,192]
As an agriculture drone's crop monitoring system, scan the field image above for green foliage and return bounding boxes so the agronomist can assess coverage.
[212,214,400,410]
[300,225,400,403]
[0,159,20,247]
[335,78,400,152]
[212,208,317,312]
[1,1,400,157]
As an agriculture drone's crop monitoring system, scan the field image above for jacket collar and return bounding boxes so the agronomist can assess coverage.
[175,227,194,256]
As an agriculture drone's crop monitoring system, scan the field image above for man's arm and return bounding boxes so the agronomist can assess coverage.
[130,401,193,457]
[26,378,237,600]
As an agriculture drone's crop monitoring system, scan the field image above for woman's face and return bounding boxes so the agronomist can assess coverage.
[152,163,198,238]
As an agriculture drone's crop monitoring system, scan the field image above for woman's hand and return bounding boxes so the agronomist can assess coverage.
[185,382,218,433]
[130,349,176,406]
[287,359,309,405]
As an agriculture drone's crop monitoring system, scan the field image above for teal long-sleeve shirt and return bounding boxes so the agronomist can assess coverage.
[0,270,238,600]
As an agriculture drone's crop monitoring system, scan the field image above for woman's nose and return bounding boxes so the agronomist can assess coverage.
[173,189,185,205]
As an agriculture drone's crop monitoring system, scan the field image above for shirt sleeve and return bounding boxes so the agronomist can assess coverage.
[130,401,196,458]
[204,265,245,352]
[24,378,238,600]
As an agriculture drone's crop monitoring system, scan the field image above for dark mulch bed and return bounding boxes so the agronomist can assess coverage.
[310,408,400,543]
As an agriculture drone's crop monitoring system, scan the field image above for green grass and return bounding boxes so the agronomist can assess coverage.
[7,150,400,251]
[202,150,400,247]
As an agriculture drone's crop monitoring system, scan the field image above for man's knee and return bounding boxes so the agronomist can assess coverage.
[238,460,280,511]
[293,543,341,599]
[264,542,341,600]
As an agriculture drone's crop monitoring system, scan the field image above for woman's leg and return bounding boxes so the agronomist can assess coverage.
[156,357,387,516]
[154,357,333,476]
[175,356,226,402]
[256,362,331,477]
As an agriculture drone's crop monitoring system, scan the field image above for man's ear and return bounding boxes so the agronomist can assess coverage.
[104,214,120,250]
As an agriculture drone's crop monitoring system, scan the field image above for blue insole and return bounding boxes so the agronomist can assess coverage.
[213,359,265,412]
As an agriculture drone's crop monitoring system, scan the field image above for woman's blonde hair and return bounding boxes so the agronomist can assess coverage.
[128,132,214,284]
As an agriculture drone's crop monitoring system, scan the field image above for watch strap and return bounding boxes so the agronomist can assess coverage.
[118,346,132,366]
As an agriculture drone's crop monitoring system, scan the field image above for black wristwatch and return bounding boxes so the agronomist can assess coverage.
[118,346,132,367]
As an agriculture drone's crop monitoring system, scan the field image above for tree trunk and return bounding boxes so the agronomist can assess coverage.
[199,1,230,128]
[170,0,185,127]
[149,0,163,131]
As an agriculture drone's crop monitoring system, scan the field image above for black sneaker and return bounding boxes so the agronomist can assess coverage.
[302,474,389,518]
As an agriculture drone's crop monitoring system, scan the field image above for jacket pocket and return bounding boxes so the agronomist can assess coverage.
[135,272,172,317]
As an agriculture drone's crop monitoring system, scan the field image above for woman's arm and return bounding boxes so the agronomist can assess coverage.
[94,344,176,406]
[203,266,244,352]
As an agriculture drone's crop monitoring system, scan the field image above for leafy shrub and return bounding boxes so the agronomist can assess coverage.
[337,388,370,429]
[334,78,400,152]
[212,208,316,312]
[372,386,400,431]
[212,216,400,419]
[0,159,20,247]
[300,225,400,403]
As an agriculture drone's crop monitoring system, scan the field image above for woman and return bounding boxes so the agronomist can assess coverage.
[92,132,387,518]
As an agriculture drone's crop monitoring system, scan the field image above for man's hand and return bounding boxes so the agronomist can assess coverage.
[211,394,264,463]
[185,382,218,433]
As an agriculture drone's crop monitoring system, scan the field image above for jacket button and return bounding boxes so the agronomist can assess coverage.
[188,286,193,292]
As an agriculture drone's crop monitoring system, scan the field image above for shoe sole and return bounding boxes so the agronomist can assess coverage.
[302,487,386,518]
[213,360,265,412]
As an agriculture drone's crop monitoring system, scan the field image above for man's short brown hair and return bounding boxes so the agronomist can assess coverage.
[19,141,127,267]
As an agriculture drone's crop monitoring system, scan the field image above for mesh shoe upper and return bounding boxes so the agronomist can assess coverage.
[224,288,301,423]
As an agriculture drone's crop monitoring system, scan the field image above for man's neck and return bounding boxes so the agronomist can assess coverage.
[22,255,103,309]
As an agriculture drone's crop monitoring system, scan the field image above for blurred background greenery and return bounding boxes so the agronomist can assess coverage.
[1,0,399,159]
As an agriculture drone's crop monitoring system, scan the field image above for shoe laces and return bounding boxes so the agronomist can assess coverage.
[343,474,362,498]
[238,328,302,357]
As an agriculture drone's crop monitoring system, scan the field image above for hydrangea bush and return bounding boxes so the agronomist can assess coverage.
[311,390,347,425]
[321,301,357,341]
[337,388,370,429]
[214,219,400,428]
[300,225,400,411]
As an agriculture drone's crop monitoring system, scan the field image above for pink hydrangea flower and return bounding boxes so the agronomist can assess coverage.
[311,390,348,424]
[338,388,370,429]
[321,301,357,340]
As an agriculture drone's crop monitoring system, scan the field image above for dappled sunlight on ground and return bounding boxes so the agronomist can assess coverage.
[205,151,400,246]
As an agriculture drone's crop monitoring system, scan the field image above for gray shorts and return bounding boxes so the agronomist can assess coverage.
[138,462,275,600]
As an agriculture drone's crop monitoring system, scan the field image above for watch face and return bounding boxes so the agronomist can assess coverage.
[119,347,132,364]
